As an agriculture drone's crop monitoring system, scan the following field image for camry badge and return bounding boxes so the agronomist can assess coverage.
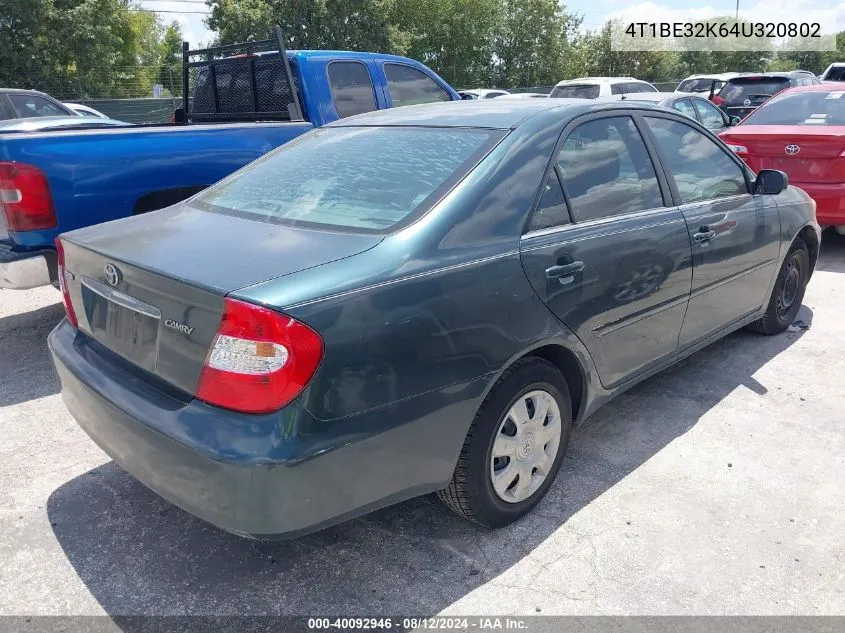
[165,319,194,335]
[104,263,121,287]
[785,144,800,155]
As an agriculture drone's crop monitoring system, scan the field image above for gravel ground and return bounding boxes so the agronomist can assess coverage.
[0,231,843,618]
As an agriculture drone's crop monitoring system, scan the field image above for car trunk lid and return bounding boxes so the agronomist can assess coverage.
[721,125,845,184]
[60,204,381,395]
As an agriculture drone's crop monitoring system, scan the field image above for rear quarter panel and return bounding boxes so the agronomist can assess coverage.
[0,121,314,248]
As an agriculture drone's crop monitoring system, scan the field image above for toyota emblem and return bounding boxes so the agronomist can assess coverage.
[785,144,800,155]
[104,263,121,287]
[743,98,751,106]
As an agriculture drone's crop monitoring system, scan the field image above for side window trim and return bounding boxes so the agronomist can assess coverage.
[326,59,377,119]
[635,111,752,207]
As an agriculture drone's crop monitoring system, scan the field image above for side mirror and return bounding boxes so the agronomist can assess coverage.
[729,116,742,126]
[755,169,788,195]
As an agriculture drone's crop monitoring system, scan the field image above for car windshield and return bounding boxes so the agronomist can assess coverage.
[678,78,717,92]
[189,126,501,232]
[742,90,845,126]
[550,84,600,99]
[718,78,790,104]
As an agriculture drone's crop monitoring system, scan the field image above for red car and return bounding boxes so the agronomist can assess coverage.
[720,83,845,233]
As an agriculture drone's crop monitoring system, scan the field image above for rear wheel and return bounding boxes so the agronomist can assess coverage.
[437,357,572,527]
[748,239,809,335]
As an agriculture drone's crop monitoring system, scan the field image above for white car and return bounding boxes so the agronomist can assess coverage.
[820,62,845,82]
[63,103,110,118]
[675,73,744,95]
[549,77,657,99]
[457,89,511,100]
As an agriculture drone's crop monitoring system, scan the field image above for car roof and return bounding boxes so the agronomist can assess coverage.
[726,71,814,80]
[0,88,53,96]
[327,98,677,130]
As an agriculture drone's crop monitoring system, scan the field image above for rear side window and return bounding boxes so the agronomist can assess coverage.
[384,64,451,107]
[624,82,657,94]
[557,116,663,222]
[327,61,377,119]
[190,127,500,232]
[550,84,600,99]
[7,94,69,118]
[672,99,697,119]
[529,172,570,231]
[645,117,748,204]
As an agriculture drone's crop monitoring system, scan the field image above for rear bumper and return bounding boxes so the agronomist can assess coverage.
[48,320,476,539]
[0,241,56,290]
[793,182,845,225]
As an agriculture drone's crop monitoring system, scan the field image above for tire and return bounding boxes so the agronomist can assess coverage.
[748,239,810,335]
[437,357,573,528]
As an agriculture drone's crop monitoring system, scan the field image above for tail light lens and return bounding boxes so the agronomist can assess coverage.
[0,162,57,231]
[196,298,323,414]
[725,143,748,154]
[55,238,78,329]
[711,94,726,106]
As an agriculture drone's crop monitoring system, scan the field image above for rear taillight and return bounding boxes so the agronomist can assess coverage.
[55,238,78,329]
[195,298,323,414]
[0,162,56,231]
[725,143,748,154]
[711,94,725,106]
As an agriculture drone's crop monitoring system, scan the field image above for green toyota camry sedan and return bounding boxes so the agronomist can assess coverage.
[48,99,820,539]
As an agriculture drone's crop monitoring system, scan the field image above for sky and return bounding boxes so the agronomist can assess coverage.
[138,0,845,47]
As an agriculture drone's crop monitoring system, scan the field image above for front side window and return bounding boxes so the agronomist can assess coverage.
[190,126,500,232]
[557,116,663,223]
[692,98,727,129]
[624,82,657,94]
[384,64,451,107]
[7,94,69,118]
[327,61,377,119]
[645,117,748,204]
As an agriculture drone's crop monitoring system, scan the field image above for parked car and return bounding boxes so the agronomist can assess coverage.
[676,72,744,95]
[720,83,845,234]
[610,92,741,132]
[549,77,657,99]
[0,89,77,120]
[64,103,109,118]
[458,88,510,100]
[49,99,819,540]
[819,63,845,82]
[713,71,820,119]
[0,29,459,291]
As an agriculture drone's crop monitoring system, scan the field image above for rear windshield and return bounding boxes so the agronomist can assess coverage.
[678,78,719,92]
[718,78,790,104]
[742,90,845,126]
[550,84,600,99]
[189,126,501,232]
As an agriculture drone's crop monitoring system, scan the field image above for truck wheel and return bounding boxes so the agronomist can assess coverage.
[438,357,572,528]
[748,239,809,335]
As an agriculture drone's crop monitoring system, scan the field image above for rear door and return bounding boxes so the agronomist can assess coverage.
[642,114,781,348]
[520,113,693,389]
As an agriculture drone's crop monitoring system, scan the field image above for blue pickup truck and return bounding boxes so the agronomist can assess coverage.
[0,29,459,290]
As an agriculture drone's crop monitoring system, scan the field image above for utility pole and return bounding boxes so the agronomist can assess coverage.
[736,0,739,19]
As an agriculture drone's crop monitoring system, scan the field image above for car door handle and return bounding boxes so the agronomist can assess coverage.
[692,228,716,243]
[545,262,585,281]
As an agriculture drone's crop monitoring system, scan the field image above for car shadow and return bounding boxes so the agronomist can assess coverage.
[47,305,812,624]
[0,300,64,407]
[816,229,845,273]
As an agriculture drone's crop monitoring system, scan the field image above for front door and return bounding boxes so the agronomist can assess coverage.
[641,115,781,348]
[520,114,693,389]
